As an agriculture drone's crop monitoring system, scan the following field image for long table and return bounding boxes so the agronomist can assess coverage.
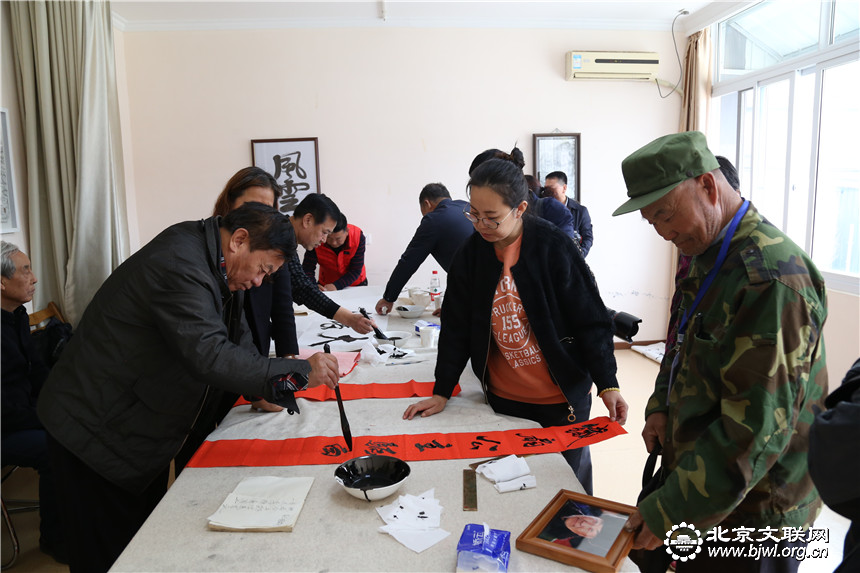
[111,286,625,572]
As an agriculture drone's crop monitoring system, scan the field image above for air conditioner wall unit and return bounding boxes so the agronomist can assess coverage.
[565,51,659,81]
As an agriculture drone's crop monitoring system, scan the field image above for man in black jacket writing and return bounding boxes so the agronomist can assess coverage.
[37,204,339,573]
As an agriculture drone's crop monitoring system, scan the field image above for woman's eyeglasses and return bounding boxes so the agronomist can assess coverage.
[463,207,516,229]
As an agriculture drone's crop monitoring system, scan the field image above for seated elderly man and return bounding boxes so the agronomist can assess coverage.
[0,241,67,563]
[37,203,340,573]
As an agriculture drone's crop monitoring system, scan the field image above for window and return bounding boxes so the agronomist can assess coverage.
[834,1,860,44]
[710,1,859,293]
[717,2,822,81]
[814,60,860,276]
[750,77,790,230]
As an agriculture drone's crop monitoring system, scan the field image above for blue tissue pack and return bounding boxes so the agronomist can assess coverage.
[413,320,440,333]
[456,523,511,572]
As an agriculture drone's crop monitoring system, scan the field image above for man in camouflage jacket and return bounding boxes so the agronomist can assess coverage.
[613,131,828,572]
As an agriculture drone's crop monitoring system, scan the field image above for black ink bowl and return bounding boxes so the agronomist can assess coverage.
[334,454,411,502]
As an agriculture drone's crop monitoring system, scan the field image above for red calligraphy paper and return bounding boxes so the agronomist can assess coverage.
[234,380,459,406]
[187,416,626,468]
[297,348,359,377]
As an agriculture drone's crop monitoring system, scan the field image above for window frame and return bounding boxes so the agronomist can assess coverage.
[710,3,859,295]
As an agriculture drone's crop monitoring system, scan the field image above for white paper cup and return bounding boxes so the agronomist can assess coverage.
[419,326,439,348]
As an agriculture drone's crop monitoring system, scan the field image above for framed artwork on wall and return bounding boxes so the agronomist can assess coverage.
[534,132,581,202]
[1,108,19,234]
[251,137,321,215]
[516,489,636,573]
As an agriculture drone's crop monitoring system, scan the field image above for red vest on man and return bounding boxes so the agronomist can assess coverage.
[315,224,367,287]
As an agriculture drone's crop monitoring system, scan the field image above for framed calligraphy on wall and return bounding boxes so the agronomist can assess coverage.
[533,132,581,202]
[251,137,321,215]
[1,108,19,234]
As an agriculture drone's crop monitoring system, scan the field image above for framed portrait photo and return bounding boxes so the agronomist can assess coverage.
[251,137,321,215]
[516,489,636,573]
[533,132,581,202]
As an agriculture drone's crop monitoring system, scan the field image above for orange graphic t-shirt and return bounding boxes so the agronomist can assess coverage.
[487,235,565,405]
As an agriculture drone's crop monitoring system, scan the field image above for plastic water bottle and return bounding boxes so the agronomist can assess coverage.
[429,270,441,299]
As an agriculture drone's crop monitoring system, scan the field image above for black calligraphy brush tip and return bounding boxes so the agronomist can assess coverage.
[359,307,389,340]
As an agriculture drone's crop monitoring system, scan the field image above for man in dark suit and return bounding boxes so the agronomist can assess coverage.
[544,171,594,257]
[375,183,474,315]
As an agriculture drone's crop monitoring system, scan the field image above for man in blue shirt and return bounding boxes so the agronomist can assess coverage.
[375,183,474,315]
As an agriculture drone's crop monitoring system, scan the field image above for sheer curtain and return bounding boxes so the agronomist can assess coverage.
[9,0,128,325]
[679,27,712,132]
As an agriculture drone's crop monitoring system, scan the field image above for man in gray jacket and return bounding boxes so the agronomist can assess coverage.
[37,203,339,573]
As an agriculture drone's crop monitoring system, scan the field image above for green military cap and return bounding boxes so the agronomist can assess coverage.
[613,131,719,216]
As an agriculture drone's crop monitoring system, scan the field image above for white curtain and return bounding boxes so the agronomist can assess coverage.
[9,0,128,325]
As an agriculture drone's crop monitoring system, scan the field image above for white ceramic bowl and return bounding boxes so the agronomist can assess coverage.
[377,330,413,347]
[395,305,425,319]
[335,454,411,501]
[410,292,432,308]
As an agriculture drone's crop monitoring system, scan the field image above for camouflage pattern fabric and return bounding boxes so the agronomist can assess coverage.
[640,202,828,536]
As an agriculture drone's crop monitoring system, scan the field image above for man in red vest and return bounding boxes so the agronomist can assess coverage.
[302,213,367,291]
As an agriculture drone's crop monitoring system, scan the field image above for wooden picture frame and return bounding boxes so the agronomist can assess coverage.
[516,489,636,573]
[1,108,19,234]
[251,137,321,215]
[533,132,581,202]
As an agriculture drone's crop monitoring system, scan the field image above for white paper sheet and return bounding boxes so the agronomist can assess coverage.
[493,474,537,493]
[376,489,450,553]
[475,455,531,483]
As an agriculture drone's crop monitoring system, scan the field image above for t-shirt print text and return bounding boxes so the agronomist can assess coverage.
[492,276,543,367]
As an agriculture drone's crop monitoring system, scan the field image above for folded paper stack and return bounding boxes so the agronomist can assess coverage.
[207,476,314,532]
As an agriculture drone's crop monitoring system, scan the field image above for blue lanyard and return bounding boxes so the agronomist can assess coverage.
[667,199,750,403]
[675,199,750,346]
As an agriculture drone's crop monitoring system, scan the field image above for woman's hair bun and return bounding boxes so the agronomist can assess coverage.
[507,147,526,169]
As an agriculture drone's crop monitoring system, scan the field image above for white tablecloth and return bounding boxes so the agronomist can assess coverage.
[111,286,621,572]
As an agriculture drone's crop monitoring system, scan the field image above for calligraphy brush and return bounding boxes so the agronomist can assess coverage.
[358,307,389,341]
[325,343,353,451]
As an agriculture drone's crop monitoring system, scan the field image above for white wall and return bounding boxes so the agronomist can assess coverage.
[117,26,682,340]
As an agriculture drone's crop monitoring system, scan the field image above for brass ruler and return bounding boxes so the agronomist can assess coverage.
[462,469,477,511]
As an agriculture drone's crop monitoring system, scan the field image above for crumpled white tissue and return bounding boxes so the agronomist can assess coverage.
[493,474,537,493]
[359,340,386,366]
[359,340,416,366]
[376,488,450,553]
[381,527,451,554]
[378,345,416,359]
[476,455,531,483]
